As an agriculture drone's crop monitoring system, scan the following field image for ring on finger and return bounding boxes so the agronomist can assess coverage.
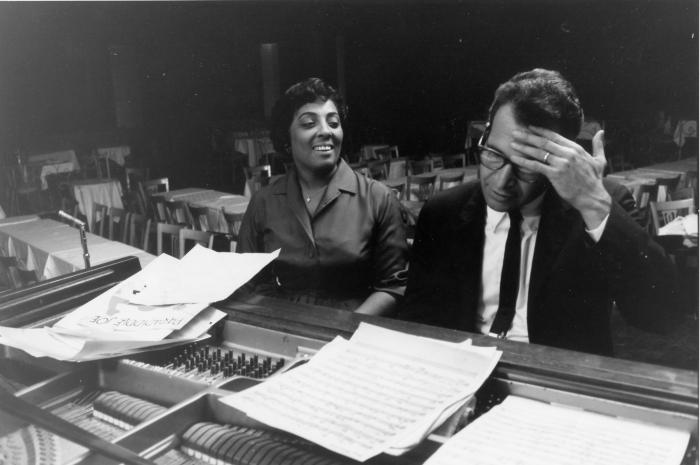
[543,151,551,163]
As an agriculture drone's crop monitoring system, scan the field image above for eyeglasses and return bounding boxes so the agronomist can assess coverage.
[477,128,541,183]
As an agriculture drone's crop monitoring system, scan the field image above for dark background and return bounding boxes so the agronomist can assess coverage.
[0,1,697,191]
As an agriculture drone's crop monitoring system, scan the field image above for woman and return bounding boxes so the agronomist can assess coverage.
[237,78,408,316]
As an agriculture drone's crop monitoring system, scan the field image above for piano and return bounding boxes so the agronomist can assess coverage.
[0,256,697,464]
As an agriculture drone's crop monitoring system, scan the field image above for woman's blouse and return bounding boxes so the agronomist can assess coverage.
[237,159,408,308]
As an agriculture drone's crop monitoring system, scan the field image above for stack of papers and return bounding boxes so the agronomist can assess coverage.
[0,245,279,361]
[221,323,501,461]
[658,213,698,247]
[424,396,690,465]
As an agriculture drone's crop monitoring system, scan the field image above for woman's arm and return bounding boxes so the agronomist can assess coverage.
[354,291,398,316]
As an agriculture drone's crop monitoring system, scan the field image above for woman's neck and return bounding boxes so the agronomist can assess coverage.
[297,164,337,190]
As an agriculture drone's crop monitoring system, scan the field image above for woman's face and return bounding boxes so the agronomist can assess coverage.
[289,99,343,177]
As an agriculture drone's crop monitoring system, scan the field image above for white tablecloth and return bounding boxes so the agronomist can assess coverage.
[70,179,124,231]
[156,188,249,232]
[96,145,131,166]
[26,150,81,190]
[0,217,154,280]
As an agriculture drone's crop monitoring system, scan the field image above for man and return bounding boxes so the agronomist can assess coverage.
[401,69,678,355]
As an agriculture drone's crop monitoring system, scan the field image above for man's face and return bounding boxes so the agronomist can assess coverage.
[479,104,547,211]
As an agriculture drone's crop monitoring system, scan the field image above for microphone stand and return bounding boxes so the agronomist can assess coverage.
[58,210,91,269]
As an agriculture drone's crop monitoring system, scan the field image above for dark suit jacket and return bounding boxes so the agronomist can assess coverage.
[401,179,679,355]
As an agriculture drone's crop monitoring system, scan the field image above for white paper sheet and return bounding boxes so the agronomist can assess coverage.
[221,323,501,462]
[424,396,690,465]
[128,245,280,305]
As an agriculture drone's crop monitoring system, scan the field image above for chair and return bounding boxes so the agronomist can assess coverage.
[349,161,369,177]
[92,151,111,179]
[442,153,467,168]
[670,187,696,203]
[409,159,434,175]
[108,206,128,242]
[165,200,194,227]
[384,179,406,201]
[367,159,390,180]
[91,202,109,237]
[127,212,153,252]
[222,208,246,252]
[438,171,465,191]
[656,175,682,202]
[244,165,271,195]
[376,145,400,159]
[0,256,37,290]
[388,158,407,179]
[649,198,696,235]
[149,196,170,223]
[178,228,214,258]
[428,154,445,170]
[139,178,170,219]
[189,205,212,231]
[407,174,437,201]
[156,222,183,256]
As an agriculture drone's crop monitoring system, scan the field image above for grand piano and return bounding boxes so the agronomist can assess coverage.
[0,256,697,464]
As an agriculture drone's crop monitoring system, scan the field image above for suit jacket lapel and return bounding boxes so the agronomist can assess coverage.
[528,189,580,307]
[452,188,486,330]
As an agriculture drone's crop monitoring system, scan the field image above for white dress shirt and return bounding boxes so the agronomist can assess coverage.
[476,195,608,342]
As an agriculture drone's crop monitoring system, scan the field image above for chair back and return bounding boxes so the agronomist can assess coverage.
[140,177,170,195]
[439,172,466,191]
[367,159,390,180]
[127,212,152,251]
[349,161,369,177]
[165,200,194,227]
[148,196,170,223]
[409,159,434,175]
[156,222,183,256]
[189,205,211,231]
[442,153,467,168]
[178,228,213,258]
[384,179,406,201]
[407,174,437,201]
[92,202,109,237]
[108,206,128,242]
[92,151,111,179]
[376,145,400,159]
[649,198,696,235]
[388,158,407,179]
[429,154,445,170]
[635,183,659,210]
[244,165,271,195]
[656,175,682,202]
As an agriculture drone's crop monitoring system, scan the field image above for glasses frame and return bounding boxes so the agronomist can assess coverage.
[476,123,540,183]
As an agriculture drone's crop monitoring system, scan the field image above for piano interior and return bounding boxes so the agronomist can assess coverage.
[0,257,697,465]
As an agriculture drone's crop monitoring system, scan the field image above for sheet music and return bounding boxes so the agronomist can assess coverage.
[221,323,501,462]
[424,396,690,465]
[128,245,280,305]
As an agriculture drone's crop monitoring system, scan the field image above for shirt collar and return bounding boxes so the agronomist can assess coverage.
[273,158,357,196]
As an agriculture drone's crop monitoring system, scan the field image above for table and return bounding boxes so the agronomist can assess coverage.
[0,217,154,280]
[607,158,697,202]
[155,188,249,232]
[69,179,124,231]
[96,145,130,167]
[26,150,81,190]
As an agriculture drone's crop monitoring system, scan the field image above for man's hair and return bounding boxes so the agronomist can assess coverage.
[488,68,583,140]
[270,77,347,153]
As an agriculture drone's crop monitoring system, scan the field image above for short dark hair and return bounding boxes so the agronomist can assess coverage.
[488,69,583,140]
[270,77,347,153]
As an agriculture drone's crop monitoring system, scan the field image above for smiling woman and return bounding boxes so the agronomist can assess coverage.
[236,78,409,316]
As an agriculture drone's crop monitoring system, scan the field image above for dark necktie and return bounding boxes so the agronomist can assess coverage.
[490,209,523,337]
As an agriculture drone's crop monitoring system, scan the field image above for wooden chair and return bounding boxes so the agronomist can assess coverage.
[165,200,194,228]
[670,187,696,202]
[178,228,214,258]
[384,179,406,201]
[649,198,696,236]
[149,195,170,223]
[407,174,437,201]
[92,151,111,179]
[108,206,128,242]
[376,145,400,159]
[222,208,246,252]
[139,177,170,219]
[126,212,153,252]
[429,153,445,170]
[156,222,183,256]
[388,158,407,179]
[189,205,212,231]
[409,159,434,175]
[124,167,150,193]
[439,171,465,191]
[91,202,109,237]
[349,161,369,177]
[367,159,390,180]
[244,165,271,195]
[656,175,682,202]
[442,153,467,168]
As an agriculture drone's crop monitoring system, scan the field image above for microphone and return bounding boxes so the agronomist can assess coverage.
[58,210,86,228]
